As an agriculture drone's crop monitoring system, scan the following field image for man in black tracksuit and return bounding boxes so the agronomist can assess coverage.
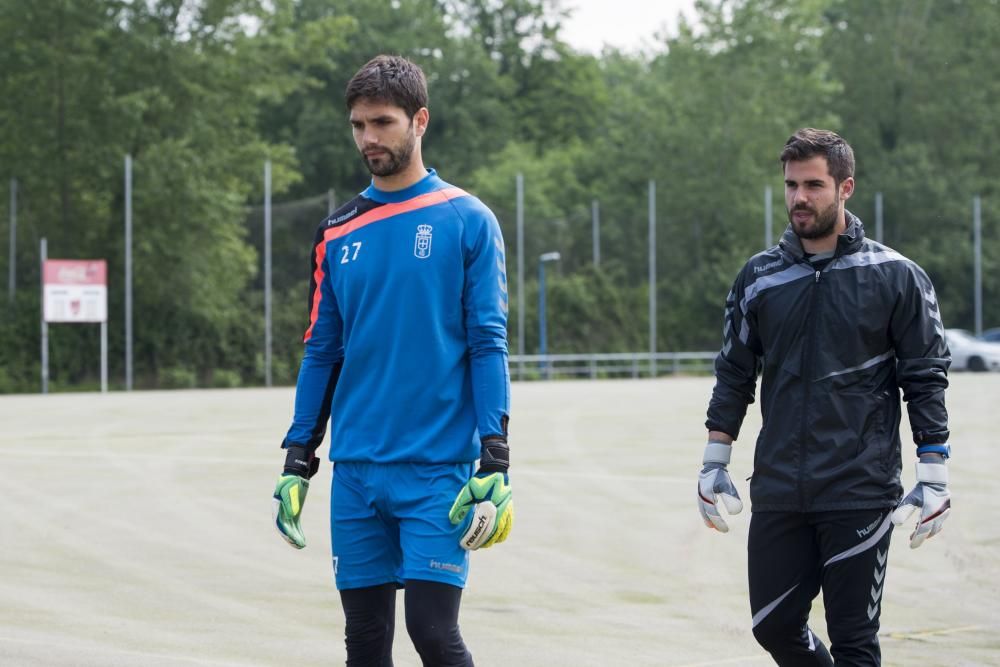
[696,129,952,666]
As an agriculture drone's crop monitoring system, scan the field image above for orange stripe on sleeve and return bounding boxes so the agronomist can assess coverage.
[303,240,329,342]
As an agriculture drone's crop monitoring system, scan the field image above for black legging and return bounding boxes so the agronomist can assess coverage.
[340,580,473,667]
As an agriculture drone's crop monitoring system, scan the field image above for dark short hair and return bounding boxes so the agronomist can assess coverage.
[780,128,855,185]
[345,55,428,118]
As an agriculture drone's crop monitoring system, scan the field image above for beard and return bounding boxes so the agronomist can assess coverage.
[788,198,840,240]
[361,128,416,178]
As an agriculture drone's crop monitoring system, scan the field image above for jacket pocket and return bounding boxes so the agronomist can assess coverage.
[857,391,891,473]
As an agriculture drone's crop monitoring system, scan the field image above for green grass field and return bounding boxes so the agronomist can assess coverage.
[2,375,997,666]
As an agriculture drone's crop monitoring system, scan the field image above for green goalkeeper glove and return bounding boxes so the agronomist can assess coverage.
[272,445,320,549]
[449,437,513,550]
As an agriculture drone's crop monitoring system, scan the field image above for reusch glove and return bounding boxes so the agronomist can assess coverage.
[449,436,513,550]
[697,441,744,533]
[272,445,320,549]
[891,458,951,549]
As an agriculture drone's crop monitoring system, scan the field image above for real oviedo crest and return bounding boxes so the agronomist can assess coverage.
[414,224,433,259]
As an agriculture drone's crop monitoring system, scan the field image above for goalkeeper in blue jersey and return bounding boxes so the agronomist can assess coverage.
[271,54,512,666]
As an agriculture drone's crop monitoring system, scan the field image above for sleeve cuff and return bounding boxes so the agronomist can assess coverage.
[916,444,950,458]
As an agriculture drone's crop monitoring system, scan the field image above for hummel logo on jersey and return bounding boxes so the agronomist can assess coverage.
[754,259,783,274]
[328,207,358,226]
[856,516,880,538]
[414,224,433,259]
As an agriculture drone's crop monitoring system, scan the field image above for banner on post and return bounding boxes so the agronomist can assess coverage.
[43,260,108,323]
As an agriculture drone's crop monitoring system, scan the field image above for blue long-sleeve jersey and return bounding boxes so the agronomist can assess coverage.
[283,169,510,464]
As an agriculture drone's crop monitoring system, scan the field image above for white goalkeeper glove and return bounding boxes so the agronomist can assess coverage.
[697,441,744,533]
[891,458,951,549]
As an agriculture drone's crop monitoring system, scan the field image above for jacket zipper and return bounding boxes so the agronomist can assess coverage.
[798,268,822,510]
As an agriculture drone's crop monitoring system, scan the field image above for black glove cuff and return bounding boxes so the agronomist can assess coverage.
[478,436,509,474]
[283,444,320,479]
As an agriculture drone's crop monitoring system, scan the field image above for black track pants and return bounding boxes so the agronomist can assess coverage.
[340,580,473,667]
[748,509,893,666]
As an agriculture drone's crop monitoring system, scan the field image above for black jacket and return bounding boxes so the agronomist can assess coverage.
[706,213,950,511]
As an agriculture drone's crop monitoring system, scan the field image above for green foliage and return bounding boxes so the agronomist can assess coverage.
[546,265,648,353]
[1,0,998,392]
[823,0,1000,329]
[159,366,198,389]
[211,369,243,389]
[0,294,41,393]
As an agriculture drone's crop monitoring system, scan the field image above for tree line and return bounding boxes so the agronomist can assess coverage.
[1,0,997,392]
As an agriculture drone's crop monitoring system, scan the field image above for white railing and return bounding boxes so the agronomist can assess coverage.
[509,351,717,380]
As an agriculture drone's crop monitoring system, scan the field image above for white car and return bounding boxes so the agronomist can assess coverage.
[945,329,1000,372]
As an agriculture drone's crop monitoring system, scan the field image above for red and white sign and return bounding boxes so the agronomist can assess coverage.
[43,260,108,323]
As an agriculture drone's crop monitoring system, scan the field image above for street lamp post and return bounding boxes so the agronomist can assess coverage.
[538,251,561,379]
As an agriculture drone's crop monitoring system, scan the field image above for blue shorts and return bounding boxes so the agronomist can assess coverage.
[330,461,475,591]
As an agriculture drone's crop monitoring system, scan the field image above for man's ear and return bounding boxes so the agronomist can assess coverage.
[413,107,429,137]
[840,176,855,201]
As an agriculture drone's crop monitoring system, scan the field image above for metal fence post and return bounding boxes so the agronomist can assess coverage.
[973,195,982,336]
[764,185,773,248]
[8,178,16,303]
[875,191,884,244]
[124,155,133,391]
[40,238,48,394]
[516,173,525,379]
[592,199,600,267]
[648,180,657,377]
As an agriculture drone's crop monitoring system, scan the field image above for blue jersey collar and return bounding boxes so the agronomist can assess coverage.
[363,168,444,203]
